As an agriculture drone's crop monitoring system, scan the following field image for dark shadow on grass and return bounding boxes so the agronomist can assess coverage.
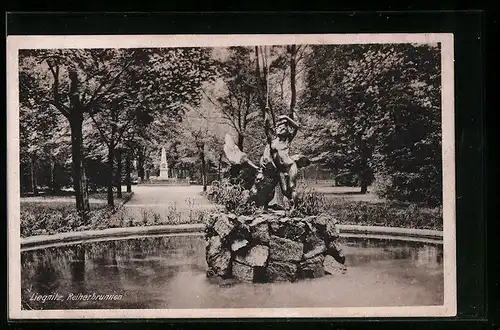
[21,190,75,198]
[21,190,132,200]
[323,191,368,196]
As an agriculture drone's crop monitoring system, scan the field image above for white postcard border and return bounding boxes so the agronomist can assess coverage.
[7,33,456,319]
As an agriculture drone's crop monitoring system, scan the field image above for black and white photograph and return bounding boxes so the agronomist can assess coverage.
[7,33,456,319]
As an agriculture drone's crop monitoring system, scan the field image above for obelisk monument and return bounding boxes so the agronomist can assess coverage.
[159,146,169,178]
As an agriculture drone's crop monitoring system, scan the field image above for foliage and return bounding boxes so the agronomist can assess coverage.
[302,43,442,204]
[207,47,260,150]
[326,198,443,231]
[293,187,330,216]
[20,193,133,237]
[206,179,257,215]
[19,47,216,199]
[20,191,213,237]
[20,202,111,237]
[206,179,328,216]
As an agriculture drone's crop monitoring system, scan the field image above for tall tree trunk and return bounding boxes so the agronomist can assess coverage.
[218,154,222,181]
[107,147,115,207]
[255,46,275,124]
[359,141,371,194]
[70,118,90,217]
[360,164,370,194]
[200,150,207,192]
[49,158,60,194]
[116,149,123,199]
[237,134,244,151]
[138,152,145,181]
[289,45,297,118]
[126,150,132,193]
[30,154,38,196]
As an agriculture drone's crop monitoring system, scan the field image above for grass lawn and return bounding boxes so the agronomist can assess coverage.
[323,197,442,230]
[305,183,442,231]
[20,182,443,238]
[20,192,133,238]
[21,191,132,202]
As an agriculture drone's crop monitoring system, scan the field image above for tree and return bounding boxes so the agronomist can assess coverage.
[19,57,72,195]
[178,98,230,190]
[19,49,144,218]
[21,47,216,210]
[205,47,260,151]
[303,43,441,203]
[129,47,216,184]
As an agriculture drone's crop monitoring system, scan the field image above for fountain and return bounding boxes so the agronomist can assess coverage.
[205,108,346,283]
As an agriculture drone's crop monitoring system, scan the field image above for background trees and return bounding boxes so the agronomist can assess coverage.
[19,47,216,216]
[302,43,441,204]
[19,42,443,210]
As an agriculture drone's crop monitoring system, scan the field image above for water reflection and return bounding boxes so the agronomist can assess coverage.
[69,245,85,283]
[343,238,443,268]
[21,235,443,310]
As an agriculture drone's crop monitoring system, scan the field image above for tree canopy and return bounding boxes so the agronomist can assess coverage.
[19,43,443,208]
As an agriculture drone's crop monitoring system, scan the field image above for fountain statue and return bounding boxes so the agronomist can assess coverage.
[205,107,346,283]
[223,107,311,213]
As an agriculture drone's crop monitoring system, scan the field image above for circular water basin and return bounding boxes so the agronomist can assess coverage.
[21,233,443,310]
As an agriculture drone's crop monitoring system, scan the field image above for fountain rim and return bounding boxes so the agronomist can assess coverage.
[20,224,443,252]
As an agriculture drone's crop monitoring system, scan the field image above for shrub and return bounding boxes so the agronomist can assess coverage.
[372,171,442,207]
[325,197,443,230]
[20,202,115,237]
[206,179,256,215]
[294,187,330,216]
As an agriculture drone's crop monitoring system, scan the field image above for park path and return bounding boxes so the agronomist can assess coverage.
[123,185,216,224]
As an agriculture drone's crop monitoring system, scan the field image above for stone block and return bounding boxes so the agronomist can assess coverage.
[269,235,304,262]
[213,214,234,240]
[325,220,340,240]
[303,228,326,259]
[206,236,231,277]
[312,215,329,228]
[232,261,254,282]
[235,245,269,267]
[327,241,346,264]
[237,215,253,224]
[250,222,270,244]
[303,239,326,259]
[283,221,306,241]
[249,216,267,227]
[265,260,297,282]
[298,254,325,279]
[231,239,249,252]
[269,219,305,241]
[323,254,347,275]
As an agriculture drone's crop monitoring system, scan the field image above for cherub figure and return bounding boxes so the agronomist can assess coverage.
[223,107,310,212]
[261,108,310,212]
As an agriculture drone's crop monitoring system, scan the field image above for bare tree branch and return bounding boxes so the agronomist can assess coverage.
[113,115,137,149]
[88,111,111,146]
[86,58,135,107]
[201,89,225,112]
[46,61,70,117]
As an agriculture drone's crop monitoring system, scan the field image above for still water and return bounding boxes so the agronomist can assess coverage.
[21,234,443,310]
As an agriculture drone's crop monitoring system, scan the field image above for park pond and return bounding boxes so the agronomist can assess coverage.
[21,234,443,310]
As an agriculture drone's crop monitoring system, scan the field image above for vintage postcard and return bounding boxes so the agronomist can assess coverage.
[7,33,456,319]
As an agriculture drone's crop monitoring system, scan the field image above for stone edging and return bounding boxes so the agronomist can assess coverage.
[337,224,443,239]
[20,223,442,251]
[21,224,205,251]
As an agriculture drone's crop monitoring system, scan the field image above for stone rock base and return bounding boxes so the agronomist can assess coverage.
[205,212,347,283]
